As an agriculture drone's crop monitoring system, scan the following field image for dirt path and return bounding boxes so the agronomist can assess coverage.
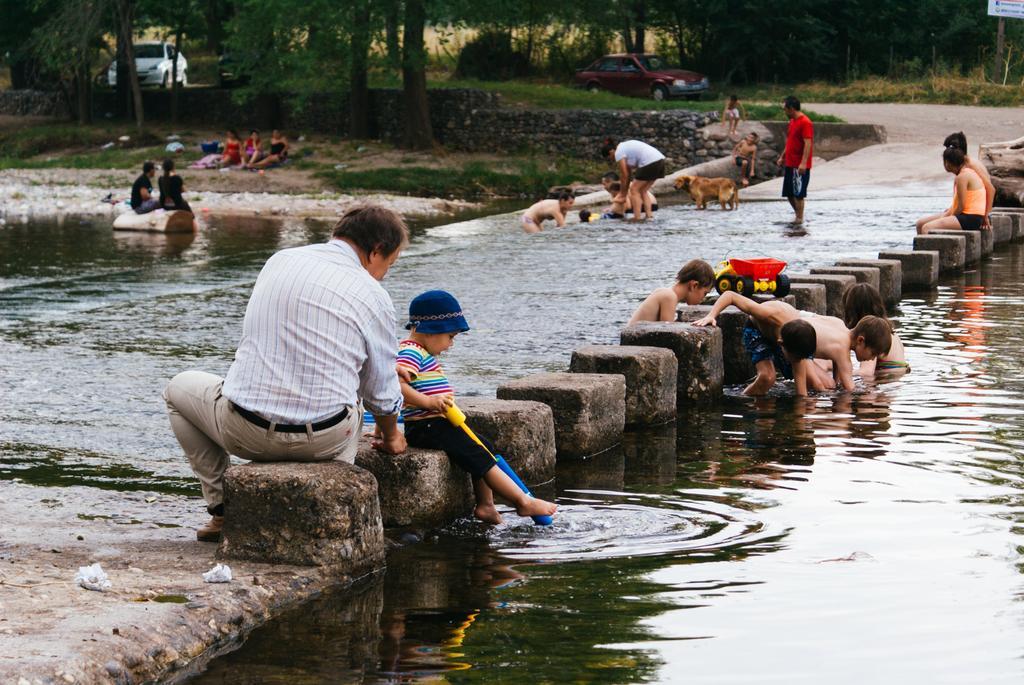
[805,102,1024,146]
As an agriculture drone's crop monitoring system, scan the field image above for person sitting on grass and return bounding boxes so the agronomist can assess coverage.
[241,129,262,168]
[250,129,289,170]
[916,146,987,234]
[841,283,907,375]
[221,129,242,167]
[520,191,574,233]
[130,161,159,214]
[692,292,836,396]
[732,132,759,187]
[628,259,714,325]
[396,290,558,525]
[778,315,891,396]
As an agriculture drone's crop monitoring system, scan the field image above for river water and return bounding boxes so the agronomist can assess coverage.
[3,186,1024,683]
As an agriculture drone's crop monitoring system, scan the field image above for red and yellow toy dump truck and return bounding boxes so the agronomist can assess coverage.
[714,258,791,298]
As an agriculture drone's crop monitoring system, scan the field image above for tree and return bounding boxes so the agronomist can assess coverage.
[115,0,145,130]
[401,0,433,149]
[349,0,373,138]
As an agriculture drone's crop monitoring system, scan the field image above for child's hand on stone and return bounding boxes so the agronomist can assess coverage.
[693,314,717,327]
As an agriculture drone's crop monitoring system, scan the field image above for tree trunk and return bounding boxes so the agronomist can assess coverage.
[204,0,226,54]
[115,27,131,119]
[621,22,634,53]
[401,0,432,150]
[76,62,92,125]
[385,0,401,72]
[349,0,372,139]
[171,27,183,124]
[117,0,144,131]
[633,0,646,54]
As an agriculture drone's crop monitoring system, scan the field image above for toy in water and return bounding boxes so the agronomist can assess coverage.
[444,403,553,526]
[714,258,791,298]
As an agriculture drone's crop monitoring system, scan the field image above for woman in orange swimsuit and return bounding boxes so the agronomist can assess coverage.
[916,146,987,234]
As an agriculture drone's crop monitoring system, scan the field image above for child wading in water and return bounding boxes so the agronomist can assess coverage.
[841,283,907,374]
[521,191,574,232]
[628,259,714,325]
[397,290,558,524]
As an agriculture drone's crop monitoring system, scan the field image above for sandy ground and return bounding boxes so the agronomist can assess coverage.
[743,102,1024,200]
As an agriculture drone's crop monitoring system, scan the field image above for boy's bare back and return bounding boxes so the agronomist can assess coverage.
[628,287,678,325]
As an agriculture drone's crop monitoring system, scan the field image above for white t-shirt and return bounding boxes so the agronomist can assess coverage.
[614,140,665,169]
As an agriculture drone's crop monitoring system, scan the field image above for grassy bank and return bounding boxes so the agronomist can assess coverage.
[368,76,843,122]
[732,74,1024,107]
[318,158,605,199]
[0,123,161,170]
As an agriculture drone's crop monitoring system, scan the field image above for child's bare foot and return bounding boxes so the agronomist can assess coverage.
[516,498,557,518]
[474,503,503,525]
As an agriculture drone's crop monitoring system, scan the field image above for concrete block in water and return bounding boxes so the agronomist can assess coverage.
[569,345,677,426]
[989,214,1013,245]
[810,265,880,292]
[788,283,827,315]
[931,229,981,264]
[219,461,385,569]
[622,423,678,487]
[878,250,939,290]
[676,305,754,385]
[355,440,473,527]
[913,234,966,273]
[786,274,856,319]
[620,322,724,403]
[556,446,625,490]
[497,372,626,458]
[834,259,903,306]
[459,397,556,484]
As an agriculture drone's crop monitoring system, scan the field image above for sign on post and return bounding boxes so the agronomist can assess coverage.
[989,0,1024,19]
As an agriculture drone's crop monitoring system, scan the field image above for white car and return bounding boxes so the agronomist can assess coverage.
[107,42,187,87]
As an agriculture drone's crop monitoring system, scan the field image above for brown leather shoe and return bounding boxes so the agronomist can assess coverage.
[196,515,224,542]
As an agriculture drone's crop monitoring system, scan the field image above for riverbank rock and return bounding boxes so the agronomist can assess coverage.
[459,398,556,483]
[834,259,903,307]
[913,233,966,273]
[878,250,939,290]
[620,322,724,403]
[219,461,385,570]
[355,441,474,527]
[675,307,754,385]
[497,372,626,458]
[569,345,677,426]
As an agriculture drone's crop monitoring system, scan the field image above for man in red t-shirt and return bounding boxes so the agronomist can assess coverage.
[775,95,814,223]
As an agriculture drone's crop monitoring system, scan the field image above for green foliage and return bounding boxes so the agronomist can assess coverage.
[455,31,529,80]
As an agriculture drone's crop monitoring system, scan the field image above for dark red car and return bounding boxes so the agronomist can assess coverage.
[574,53,709,101]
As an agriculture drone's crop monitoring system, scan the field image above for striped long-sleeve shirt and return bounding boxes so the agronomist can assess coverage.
[396,339,453,421]
[222,239,403,423]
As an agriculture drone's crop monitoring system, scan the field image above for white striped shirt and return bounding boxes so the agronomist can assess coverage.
[222,239,403,423]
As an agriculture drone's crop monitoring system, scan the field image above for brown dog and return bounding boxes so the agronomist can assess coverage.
[674,175,739,210]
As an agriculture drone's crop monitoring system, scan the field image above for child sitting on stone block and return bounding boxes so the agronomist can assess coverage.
[396,290,557,525]
[628,259,715,326]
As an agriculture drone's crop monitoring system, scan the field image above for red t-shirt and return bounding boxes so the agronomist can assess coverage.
[784,113,814,168]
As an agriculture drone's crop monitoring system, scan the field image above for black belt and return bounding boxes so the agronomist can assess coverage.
[230,402,350,433]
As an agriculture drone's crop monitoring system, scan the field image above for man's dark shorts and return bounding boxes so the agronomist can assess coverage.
[742,322,794,378]
[782,167,810,199]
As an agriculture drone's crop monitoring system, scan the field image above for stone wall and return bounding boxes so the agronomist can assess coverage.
[0,89,66,117]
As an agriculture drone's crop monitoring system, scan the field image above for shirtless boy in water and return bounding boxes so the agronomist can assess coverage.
[521,191,574,233]
[628,259,714,325]
[693,291,836,395]
[778,315,891,395]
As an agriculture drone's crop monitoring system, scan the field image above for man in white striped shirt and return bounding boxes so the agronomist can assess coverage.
[163,205,408,542]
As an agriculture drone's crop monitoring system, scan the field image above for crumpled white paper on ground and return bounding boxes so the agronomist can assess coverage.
[75,563,111,591]
[202,563,232,583]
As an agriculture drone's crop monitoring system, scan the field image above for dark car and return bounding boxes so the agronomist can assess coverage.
[574,54,709,101]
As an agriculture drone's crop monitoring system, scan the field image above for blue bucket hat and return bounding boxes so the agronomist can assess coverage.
[405,290,470,334]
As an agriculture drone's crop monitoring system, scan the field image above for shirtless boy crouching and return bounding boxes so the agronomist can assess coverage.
[521,191,575,233]
[779,315,891,396]
[693,291,843,395]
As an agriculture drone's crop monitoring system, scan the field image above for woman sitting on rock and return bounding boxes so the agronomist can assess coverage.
[158,158,193,214]
[915,146,986,235]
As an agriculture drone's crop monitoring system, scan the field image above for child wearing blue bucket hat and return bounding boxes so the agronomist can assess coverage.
[397,290,557,525]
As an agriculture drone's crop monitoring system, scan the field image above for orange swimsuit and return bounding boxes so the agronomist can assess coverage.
[951,168,986,216]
